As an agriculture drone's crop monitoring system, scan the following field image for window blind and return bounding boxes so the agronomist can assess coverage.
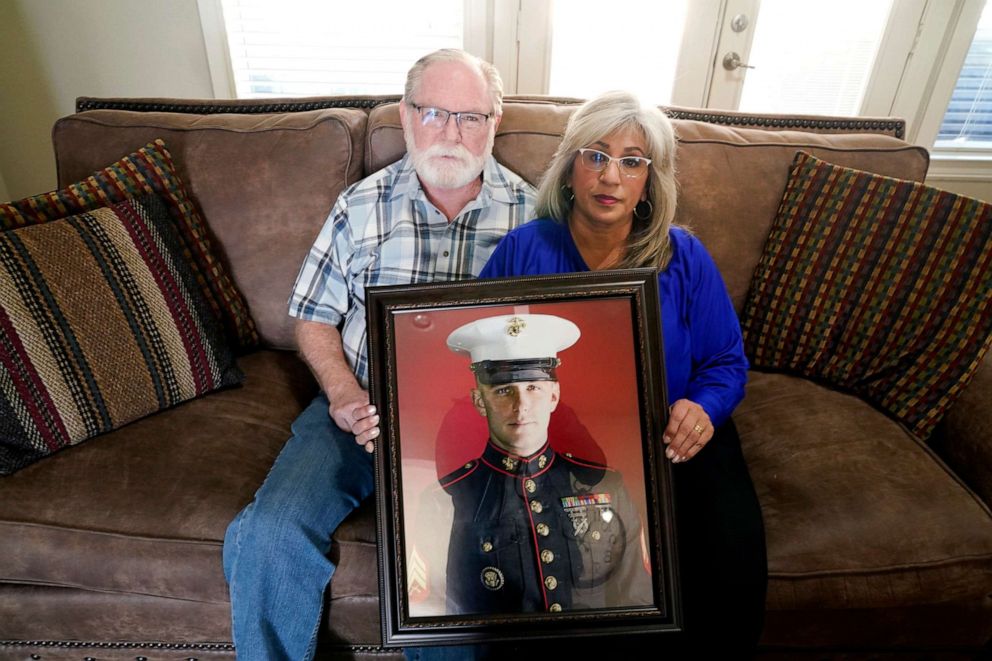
[219,0,463,98]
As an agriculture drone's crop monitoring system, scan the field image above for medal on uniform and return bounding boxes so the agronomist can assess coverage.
[481,566,504,590]
[566,508,589,537]
[561,493,612,537]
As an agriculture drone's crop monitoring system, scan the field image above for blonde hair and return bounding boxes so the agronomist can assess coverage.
[403,49,504,116]
[535,91,679,269]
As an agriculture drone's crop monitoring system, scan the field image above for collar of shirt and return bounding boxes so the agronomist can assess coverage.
[481,440,556,478]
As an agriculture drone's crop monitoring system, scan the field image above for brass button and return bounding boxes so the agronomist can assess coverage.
[540,549,555,564]
[591,530,601,541]
[536,523,550,536]
[482,541,493,553]
[464,463,472,469]
[525,478,537,493]
[530,500,543,513]
[545,575,558,590]
[549,603,562,612]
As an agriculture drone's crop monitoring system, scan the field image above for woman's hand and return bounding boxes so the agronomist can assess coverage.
[663,399,713,463]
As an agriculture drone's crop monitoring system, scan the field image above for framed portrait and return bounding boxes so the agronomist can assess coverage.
[366,268,680,647]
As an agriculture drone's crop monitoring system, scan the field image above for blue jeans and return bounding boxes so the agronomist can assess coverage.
[223,393,374,661]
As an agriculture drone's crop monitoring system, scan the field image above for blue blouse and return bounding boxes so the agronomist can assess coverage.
[478,219,748,426]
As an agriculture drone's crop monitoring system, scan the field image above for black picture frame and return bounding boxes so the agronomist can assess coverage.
[366,268,680,647]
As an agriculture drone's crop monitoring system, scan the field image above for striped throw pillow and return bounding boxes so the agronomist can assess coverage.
[741,151,992,439]
[0,194,243,475]
[0,139,258,350]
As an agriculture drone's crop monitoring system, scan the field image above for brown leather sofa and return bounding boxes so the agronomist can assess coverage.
[2,95,991,660]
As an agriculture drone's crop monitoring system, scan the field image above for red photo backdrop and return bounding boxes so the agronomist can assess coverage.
[392,297,651,527]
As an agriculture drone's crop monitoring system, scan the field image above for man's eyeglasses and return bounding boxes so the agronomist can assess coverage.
[411,104,492,134]
[576,148,652,178]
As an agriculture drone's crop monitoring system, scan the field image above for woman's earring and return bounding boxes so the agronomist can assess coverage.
[562,185,575,205]
[634,199,653,221]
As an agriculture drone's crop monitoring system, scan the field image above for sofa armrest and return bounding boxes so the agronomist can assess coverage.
[933,351,992,509]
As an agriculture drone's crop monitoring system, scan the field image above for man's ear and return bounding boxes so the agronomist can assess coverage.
[399,101,409,129]
[549,382,561,413]
[471,389,487,417]
[492,112,502,133]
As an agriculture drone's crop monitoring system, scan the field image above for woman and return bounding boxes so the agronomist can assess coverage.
[478,91,767,653]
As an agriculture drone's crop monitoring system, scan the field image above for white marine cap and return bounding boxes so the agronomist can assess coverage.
[446,314,581,385]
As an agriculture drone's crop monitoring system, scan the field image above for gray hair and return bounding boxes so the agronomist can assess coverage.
[535,91,679,269]
[403,49,504,116]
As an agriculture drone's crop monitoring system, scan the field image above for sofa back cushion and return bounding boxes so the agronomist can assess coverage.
[52,108,367,350]
[367,101,929,311]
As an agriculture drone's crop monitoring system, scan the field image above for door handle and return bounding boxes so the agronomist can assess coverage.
[722,52,755,71]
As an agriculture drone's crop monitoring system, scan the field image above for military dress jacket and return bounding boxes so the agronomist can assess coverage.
[414,440,653,616]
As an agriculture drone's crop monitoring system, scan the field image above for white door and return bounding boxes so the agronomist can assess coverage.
[703,0,922,116]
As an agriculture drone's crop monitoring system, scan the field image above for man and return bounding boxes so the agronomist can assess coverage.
[222,49,536,660]
[409,313,652,617]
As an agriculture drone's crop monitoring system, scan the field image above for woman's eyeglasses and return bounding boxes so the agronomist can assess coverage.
[411,104,492,135]
[576,148,652,178]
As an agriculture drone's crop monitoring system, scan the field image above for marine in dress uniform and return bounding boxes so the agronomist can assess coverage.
[408,314,653,616]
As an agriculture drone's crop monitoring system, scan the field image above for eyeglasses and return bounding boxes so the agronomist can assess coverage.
[576,148,652,178]
[411,104,493,134]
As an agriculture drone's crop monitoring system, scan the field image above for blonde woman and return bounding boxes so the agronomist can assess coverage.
[479,91,767,653]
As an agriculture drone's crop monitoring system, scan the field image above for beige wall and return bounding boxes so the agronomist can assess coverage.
[0,0,213,200]
[925,175,992,200]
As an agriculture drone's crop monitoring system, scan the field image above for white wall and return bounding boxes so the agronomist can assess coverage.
[0,0,213,200]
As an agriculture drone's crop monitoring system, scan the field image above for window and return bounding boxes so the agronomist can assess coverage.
[935,1,992,148]
[218,0,463,98]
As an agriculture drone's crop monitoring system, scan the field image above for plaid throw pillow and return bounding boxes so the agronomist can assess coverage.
[741,151,992,439]
[0,139,258,350]
[0,194,243,475]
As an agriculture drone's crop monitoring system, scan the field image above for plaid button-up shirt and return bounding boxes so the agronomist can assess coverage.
[288,154,536,388]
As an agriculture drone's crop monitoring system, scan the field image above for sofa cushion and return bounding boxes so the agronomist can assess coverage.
[0,350,314,618]
[736,370,992,612]
[0,194,243,475]
[52,108,368,351]
[366,102,930,312]
[740,152,992,439]
[0,139,257,351]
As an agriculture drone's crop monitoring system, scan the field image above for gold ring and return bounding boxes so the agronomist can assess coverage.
[693,423,705,435]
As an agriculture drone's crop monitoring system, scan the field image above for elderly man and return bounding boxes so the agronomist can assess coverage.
[409,314,652,618]
[222,49,536,661]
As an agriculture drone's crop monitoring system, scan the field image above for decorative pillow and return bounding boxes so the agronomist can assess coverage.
[0,139,258,350]
[741,151,992,439]
[0,194,244,475]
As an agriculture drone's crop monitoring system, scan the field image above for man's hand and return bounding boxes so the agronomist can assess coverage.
[295,319,381,453]
[328,388,380,454]
[663,398,713,464]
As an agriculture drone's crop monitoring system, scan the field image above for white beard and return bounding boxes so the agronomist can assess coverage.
[405,129,494,190]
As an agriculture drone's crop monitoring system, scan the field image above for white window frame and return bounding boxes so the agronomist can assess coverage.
[196,0,236,99]
[887,0,992,181]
